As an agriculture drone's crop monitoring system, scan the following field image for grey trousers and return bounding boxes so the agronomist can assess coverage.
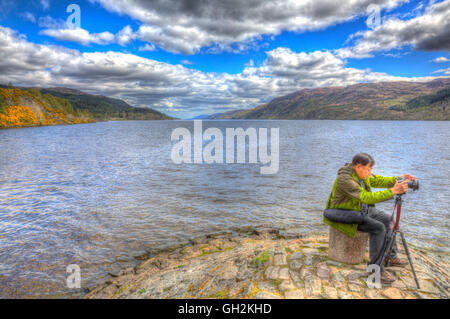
[357,207,398,272]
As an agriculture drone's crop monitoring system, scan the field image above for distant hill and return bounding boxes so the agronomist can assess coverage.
[189,114,212,120]
[211,78,450,120]
[207,109,249,119]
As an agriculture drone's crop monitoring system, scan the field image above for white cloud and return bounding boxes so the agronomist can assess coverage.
[245,59,254,67]
[40,27,115,46]
[116,25,136,46]
[138,43,156,52]
[433,57,450,63]
[21,12,36,23]
[337,0,450,59]
[40,0,50,11]
[433,67,450,75]
[91,0,408,54]
[40,25,138,47]
[38,15,67,29]
[0,26,444,119]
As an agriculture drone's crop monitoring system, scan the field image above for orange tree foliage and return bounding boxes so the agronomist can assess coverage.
[0,105,39,128]
[0,88,95,128]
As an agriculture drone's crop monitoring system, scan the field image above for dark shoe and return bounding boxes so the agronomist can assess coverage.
[380,271,396,283]
[387,257,408,267]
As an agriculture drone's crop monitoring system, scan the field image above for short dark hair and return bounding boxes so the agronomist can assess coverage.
[352,153,375,166]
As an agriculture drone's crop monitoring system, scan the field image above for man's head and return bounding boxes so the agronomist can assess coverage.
[352,153,375,180]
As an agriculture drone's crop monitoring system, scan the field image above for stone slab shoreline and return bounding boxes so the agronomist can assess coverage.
[84,226,449,299]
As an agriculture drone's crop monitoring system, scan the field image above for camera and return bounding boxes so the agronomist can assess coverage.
[396,176,419,191]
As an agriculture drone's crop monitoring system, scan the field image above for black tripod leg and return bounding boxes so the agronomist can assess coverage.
[383,232,397,267]
[399,230,420,290]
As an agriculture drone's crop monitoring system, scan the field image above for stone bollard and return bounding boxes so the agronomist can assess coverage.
[328,227,369,264]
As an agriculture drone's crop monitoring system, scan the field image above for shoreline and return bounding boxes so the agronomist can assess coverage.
[84,226,449,299]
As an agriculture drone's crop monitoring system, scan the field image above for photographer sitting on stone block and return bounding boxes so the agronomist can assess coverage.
[324,153,416,283]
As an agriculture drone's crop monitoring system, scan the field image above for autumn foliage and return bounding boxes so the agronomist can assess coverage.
[0,88,95,129]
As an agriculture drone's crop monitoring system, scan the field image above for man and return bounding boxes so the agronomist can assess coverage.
[324,153,416,283]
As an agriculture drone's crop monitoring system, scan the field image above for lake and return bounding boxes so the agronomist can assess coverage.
[0,120,449,298]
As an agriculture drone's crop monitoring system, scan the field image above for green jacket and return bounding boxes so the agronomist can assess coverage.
[323,163,397,237]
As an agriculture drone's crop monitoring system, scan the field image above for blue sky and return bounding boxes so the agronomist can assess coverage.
[0,0,449,118]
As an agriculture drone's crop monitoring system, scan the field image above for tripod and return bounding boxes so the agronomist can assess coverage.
[380,194,420,289]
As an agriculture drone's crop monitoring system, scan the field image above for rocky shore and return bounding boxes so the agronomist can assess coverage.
[85,226,449,299]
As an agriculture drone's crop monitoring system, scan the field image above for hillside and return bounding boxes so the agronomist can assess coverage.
[0,87,95,129]
[40,87,173,120]
[0,85,174,129]
[213,78,450,120]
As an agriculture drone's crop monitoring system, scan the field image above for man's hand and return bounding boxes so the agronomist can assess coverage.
[391,180,408,195]
[400,174,416,181]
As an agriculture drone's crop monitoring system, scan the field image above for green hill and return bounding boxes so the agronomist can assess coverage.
[405,88,450,111]
[40,87,173,120]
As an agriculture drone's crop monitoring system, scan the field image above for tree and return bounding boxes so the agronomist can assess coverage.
[8,82,13,89]
[0,94,6,112]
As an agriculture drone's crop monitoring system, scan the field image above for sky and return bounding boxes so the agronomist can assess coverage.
[0,0,449,119]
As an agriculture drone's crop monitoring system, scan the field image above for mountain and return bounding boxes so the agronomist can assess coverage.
[212,78,450,120]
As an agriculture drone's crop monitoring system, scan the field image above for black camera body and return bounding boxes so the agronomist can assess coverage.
[396,176,419,191]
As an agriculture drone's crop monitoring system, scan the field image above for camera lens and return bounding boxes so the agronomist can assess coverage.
[408,179,419,191]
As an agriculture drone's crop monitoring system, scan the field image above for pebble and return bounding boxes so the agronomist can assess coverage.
[265,266,280,280]
[279,280,297,292]
[316,263,330,280]
[279,267,290,280]
[274,254,287,266]
[302,248,320,255]
[364,288,382,299]
[326,260,342,267]
[304,275,321,296]
[382,287,403,299]
[338,291,353,299]
[258,281,278,294]
[348,283,361,293]
[304,255,315,266]
[290,260,303,270]
[255,291,282,299]
[284,290,304,299]
[290,252,304,260]
[322,286,338,299]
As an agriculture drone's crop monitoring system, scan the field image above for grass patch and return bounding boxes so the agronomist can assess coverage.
[199,246,233,256]
[253,250,269,266]
[271,279,282,288]
[215,288,229,299]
